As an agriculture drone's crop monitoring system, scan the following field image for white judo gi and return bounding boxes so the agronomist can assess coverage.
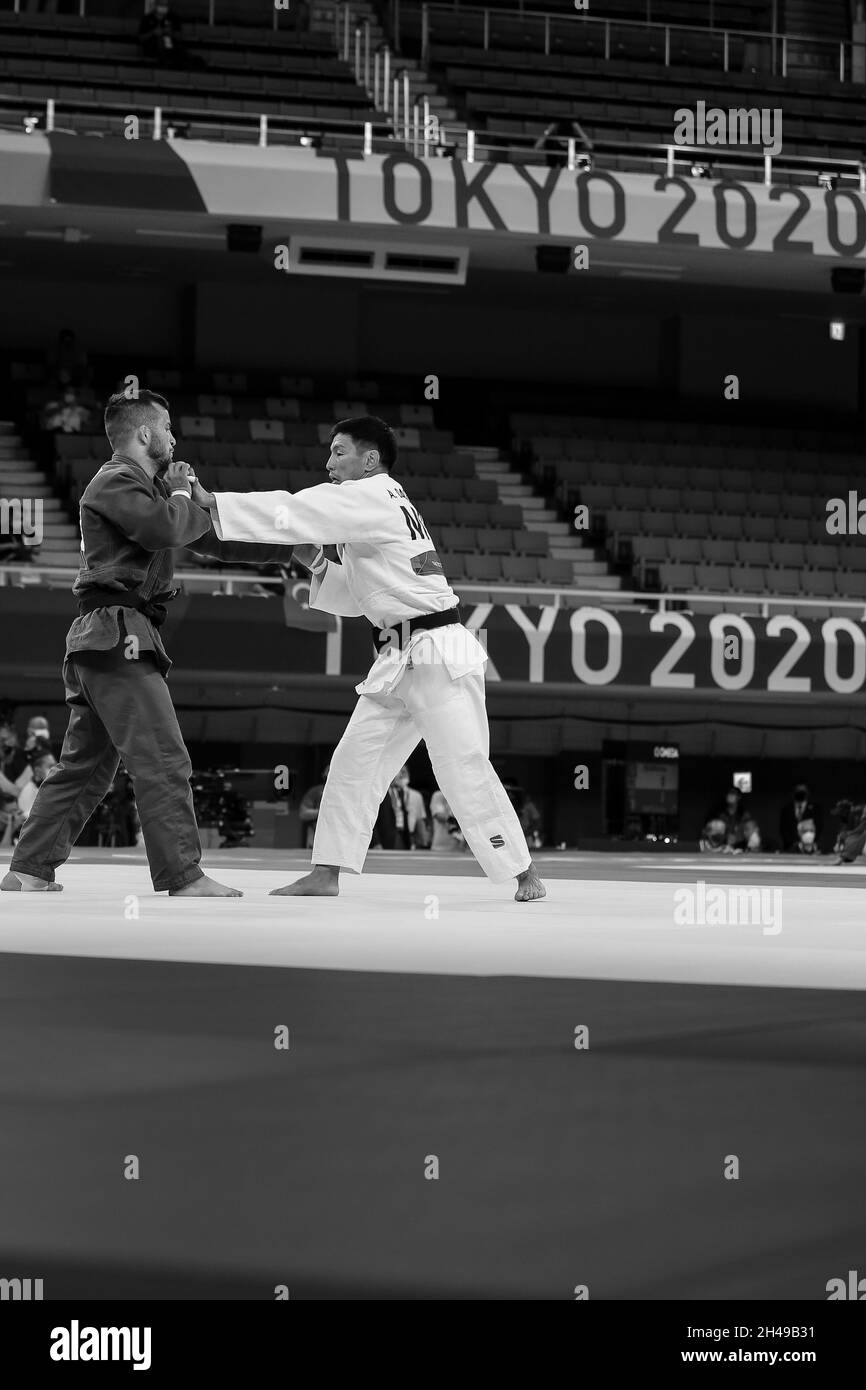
[211,472,531,882]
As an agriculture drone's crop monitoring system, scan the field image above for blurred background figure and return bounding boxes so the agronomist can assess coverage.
[139,1,204,69]
[374,766,428,850]
[298,761,330,850]
[833,798,866,864]
[700,786,761,853]
[793,816,820,855]
[429,785,466,852]
[24,715,54,761]
[15,751,58,829]
[501,774,544,850]
[46,327,90,390]
[780,782,822,852]
[41,382,91,435]
[0,719,33,847]
[93,768,141,849]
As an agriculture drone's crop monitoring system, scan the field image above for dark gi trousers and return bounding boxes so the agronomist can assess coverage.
[10,645,203,892]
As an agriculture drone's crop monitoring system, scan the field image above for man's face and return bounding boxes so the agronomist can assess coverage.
[327,432,373,484]
[0,724,17,751]
[144,405,176,470]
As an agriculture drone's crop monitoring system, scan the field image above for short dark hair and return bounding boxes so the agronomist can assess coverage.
[330,415,397,471]
[104,390,169,450]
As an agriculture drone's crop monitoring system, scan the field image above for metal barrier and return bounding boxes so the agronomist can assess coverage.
[418,1,852,83]
[2,564,864,620]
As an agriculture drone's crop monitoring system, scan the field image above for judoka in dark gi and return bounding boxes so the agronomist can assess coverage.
[1,391,281,896]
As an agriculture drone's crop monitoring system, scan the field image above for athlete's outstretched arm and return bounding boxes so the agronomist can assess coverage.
[203,481,396,547]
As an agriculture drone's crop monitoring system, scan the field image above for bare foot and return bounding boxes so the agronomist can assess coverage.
[515,862,546,902]
[270,866,340,897]
[1,871,63,892]
[169,874,242,897]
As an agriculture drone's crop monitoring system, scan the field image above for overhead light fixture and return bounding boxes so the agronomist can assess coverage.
[830,320,846,340]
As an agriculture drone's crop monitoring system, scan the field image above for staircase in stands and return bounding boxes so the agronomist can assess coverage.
[464,446,623,591]
[312,0,468,152]
[0,422,80,571]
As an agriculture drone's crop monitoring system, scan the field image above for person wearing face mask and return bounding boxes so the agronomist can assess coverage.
[780,783,822,853]
[794,817,820,855]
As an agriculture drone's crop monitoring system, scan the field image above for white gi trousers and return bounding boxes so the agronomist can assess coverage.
[312,659,531,883]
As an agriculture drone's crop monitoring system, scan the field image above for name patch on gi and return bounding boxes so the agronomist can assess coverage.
[490,834,505,849]
[411,550,443,576]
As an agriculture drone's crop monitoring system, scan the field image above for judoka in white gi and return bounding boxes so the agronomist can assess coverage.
[192,417,546,902]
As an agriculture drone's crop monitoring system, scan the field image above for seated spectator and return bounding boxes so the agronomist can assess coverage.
[833,798,866,863]
[15,751,57,827]
[793,817,820,855]
[429,786,466,852]
[46,328,90,390]
[298,762,329,850]
[139,2,204,69]
[0,720,33,847]
[700,787,760,853]
[24,715,54,761]
[779,782,822,852]
[41,383,91,435]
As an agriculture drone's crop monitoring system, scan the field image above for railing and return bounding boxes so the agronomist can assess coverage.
[418,1,853,83]
[1,564,864,620]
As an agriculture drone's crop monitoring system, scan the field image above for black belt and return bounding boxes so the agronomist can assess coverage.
[77,588,176,629]
[371,604,461,654]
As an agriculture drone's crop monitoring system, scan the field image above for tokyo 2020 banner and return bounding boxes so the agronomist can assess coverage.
[1,132,865,260]
[3,591,866,696]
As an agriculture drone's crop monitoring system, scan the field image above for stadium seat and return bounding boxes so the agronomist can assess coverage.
[180,416,215,439]
[465,554,503,582]
[440,551,467,581]
[736,541,771,566]
[250,419,285,442]
[769,542,805,568]
[502,555,541,583]
[441,526,477,553]
[400,405,435,426]
[198,394,232,416]
[424,501,454,526]
[730,566,768,594]
[805,544,838,569]
[538,558,574,585]
[513,530,547,556]
[266,398,301,420]
[476,526,512,554]
[704,540,737,564]
[489,503,524,528]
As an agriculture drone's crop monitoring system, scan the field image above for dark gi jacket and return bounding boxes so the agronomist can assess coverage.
[69,453,291,673]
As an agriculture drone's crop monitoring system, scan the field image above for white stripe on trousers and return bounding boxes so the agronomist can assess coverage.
[311,659,531,883]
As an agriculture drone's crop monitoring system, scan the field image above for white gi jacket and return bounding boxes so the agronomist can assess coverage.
[211,472,488,697]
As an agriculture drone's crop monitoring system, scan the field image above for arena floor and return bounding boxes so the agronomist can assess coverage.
[0,848,863,1300]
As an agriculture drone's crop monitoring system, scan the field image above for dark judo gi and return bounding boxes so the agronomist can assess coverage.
[10,453,286,891]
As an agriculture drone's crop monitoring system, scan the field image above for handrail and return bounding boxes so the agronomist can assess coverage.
[2,93,863,190]
[419,0,849,81]
[1,565,864,620]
